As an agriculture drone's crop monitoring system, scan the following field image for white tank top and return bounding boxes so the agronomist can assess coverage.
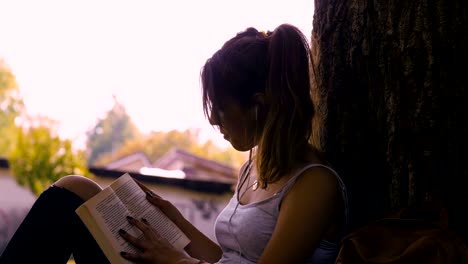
[214,163,349,263]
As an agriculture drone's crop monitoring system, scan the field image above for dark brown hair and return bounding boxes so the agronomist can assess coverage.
[201,24,314,187]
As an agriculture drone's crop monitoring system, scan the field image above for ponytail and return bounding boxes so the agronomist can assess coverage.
[256,24,314,187]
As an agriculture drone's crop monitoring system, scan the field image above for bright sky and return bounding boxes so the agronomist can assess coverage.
[0,0,314,149]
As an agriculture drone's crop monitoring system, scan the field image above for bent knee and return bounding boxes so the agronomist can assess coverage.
[55,175,102,201]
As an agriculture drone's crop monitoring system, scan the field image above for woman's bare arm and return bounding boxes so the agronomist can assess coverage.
[258,167,341,263]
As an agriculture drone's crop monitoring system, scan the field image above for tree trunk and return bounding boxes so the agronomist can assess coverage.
[311,0,468,240]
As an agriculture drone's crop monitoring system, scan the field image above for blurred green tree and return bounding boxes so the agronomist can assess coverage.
[10,116,90,195]
[86,96,141,165]
[0,60,25,157]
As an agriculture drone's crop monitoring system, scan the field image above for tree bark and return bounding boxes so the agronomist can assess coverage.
[311,0,468,240]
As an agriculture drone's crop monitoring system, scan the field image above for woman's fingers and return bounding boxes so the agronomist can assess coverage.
[146,193,174,214]
[134,178,163,199]
[146,189,162,199]
[120,251,145,262]
[126,216,161,241]
[134,178,150,191]
[146,190,163,201]
[118,228,147,250]
[120,215,185,263]
[134,178,160,196]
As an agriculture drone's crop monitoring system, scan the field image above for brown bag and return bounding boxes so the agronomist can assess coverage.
[335,219,468,264]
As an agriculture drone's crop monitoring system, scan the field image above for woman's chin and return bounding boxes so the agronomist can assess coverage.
[223,136,253,152]
[229,142,252,152]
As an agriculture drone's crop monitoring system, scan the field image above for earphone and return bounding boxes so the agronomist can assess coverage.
[228,151,253,264]
[255,105,258,121]
[226,104,260,263]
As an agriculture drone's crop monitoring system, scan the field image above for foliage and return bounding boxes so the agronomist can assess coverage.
[0,60,25,157]
[86,97,140,165]
[95,129,247,171]
[10,117,90,195]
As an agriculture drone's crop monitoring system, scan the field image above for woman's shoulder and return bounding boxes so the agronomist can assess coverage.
[277,161,344,240]
[288,146,340,188]
[300,149,346,200]
[292,163,340,194]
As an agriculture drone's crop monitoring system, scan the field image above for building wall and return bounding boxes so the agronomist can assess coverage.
[0,168,36,255]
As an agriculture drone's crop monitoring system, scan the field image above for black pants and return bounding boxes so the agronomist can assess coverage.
[0,186,109,264]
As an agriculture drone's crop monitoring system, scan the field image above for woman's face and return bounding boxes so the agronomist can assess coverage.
[209,99,259,152]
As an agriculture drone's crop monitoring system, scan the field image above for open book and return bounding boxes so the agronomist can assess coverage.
[76,173,190,264]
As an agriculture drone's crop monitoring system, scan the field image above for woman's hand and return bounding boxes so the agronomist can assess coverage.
[135,179,185,225]
[119,216,197,264]
[132,179,220,263]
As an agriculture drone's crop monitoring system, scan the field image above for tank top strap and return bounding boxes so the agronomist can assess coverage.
[278,164,349,230]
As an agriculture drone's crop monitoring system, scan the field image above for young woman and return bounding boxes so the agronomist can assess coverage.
[0,24,348,264]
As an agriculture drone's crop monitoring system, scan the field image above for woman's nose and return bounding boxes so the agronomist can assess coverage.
[209,109,222,126]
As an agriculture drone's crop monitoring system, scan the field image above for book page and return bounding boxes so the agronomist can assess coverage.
[77,173,190,263]
[83,184,140,255]
[111,174,190,250]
